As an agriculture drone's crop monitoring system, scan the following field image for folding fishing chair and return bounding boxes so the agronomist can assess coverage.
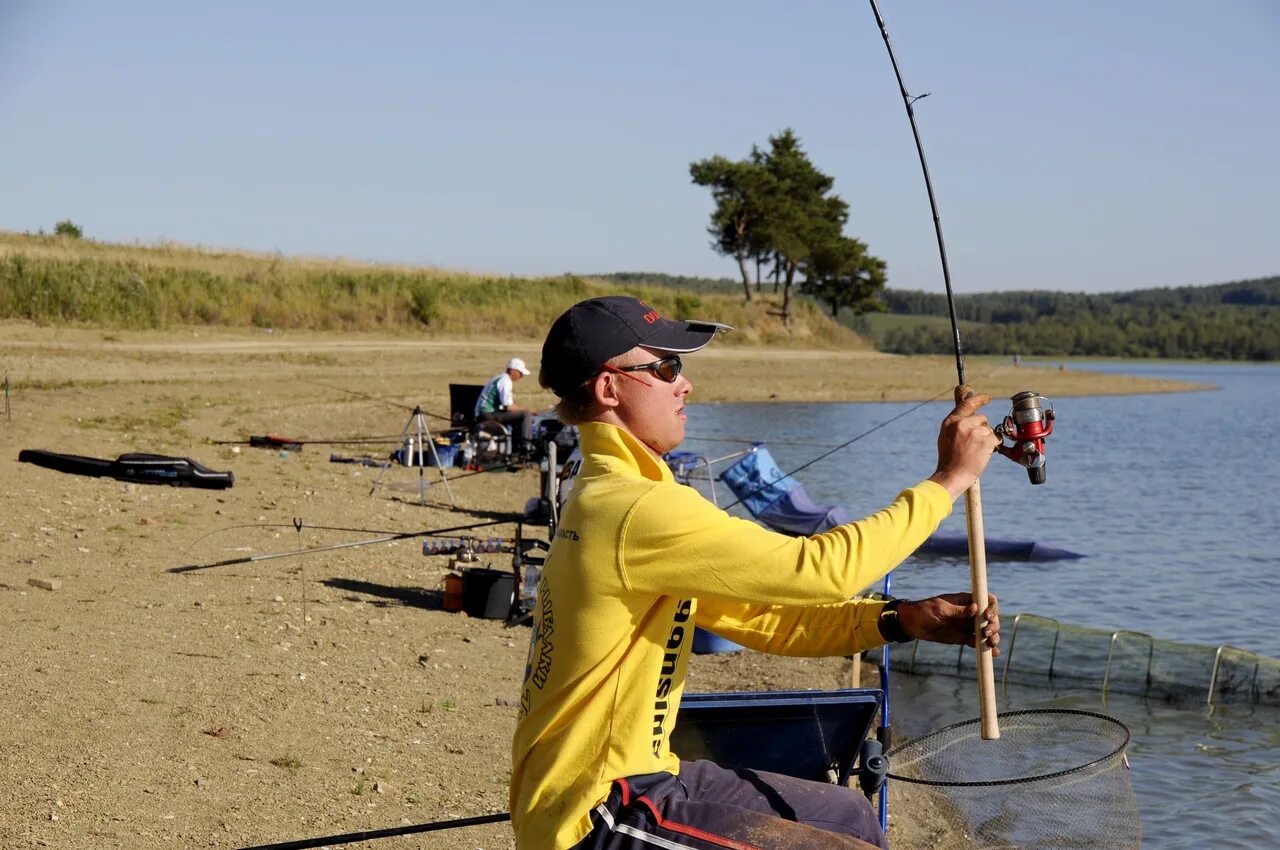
[448,383,513,465]
[673,688,890,831]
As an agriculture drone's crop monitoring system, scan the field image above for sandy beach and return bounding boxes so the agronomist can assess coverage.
[0,323,1199,849]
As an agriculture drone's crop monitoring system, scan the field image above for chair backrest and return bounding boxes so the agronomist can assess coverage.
[672,688,882,785]
[719,446,800,517]
[449,384,485,428]
[720,445,850,535]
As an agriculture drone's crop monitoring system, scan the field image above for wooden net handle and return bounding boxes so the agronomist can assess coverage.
[957,385,1000,740]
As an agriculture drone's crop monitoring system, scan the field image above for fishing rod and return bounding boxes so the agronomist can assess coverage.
[330,454,519,482]
[211,434,405,447]
[179,520,438,553]
[305,378,451,422]
[866,1,963,385]
[867,0,998,739]
[192,520,526,543]
[166,517,517,574]
[236,811,511,850]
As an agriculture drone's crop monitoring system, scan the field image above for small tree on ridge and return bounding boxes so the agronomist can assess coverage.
[54,219,83,239]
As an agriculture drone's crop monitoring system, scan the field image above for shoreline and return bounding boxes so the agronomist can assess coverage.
[0,323,1211,406]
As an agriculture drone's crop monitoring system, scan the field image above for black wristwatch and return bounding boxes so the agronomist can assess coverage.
[877,598,913,644]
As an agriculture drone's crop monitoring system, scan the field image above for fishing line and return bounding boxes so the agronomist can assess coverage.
[684,434,848,449]
[718,388,950,511]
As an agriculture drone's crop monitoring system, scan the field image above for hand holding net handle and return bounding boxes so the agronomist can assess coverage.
[957,385,1000,740]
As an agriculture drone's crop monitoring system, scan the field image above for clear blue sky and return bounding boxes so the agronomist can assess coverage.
[3,1,1277,293]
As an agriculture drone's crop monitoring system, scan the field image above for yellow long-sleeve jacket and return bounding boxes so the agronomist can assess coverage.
[510,422,952,849]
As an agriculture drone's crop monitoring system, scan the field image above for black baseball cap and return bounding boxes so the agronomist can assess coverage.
[540,296,732,396]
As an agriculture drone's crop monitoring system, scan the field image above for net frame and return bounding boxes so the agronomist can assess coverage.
[885,708,1131,787]
[884,708,1139,849]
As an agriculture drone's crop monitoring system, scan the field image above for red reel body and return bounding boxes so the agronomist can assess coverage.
[995,391,1055,485]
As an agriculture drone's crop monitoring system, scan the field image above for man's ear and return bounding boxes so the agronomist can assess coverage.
[591,372,622,411]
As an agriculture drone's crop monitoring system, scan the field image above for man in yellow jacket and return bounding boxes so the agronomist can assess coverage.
[512,296,1002,850]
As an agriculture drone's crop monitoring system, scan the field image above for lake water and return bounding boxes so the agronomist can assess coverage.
[683,361,1280,849]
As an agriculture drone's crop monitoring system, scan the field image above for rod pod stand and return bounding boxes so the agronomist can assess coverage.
[371,406,456,508]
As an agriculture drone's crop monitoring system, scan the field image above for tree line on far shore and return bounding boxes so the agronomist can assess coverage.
[596,273,1280,361]
[855,277,1280,361]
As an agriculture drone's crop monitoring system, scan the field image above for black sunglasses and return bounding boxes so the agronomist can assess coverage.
[608,354,683,384]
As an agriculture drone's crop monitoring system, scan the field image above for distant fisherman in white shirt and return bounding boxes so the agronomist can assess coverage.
[475,357,539,454]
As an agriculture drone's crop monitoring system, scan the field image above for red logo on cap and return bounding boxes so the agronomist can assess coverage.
[642,309,661,324]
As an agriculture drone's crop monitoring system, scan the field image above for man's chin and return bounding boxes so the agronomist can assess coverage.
[651,433,685,456]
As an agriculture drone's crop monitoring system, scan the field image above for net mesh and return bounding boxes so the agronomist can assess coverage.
[886,709,1140,849]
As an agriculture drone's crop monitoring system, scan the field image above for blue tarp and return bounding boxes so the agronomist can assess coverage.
[720,446,1083,562]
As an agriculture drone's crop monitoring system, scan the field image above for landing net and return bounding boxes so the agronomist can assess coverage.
[887,709,1139,849]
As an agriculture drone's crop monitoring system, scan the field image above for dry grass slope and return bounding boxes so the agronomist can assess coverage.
[0,231,867,348]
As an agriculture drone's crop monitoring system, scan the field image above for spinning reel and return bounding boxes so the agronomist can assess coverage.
[994,391,1055,485]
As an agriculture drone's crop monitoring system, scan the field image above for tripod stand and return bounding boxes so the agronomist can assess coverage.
[371,407,456,508]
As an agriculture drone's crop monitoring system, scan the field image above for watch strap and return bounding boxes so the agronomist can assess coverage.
[877,598,912,644]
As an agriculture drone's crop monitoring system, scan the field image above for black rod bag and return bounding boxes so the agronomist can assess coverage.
[18,450,234,489]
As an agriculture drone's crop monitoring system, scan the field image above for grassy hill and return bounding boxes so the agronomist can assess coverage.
[17,232,1267,359]
[0,232,867,349]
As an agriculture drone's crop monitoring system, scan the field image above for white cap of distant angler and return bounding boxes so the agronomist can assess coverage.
[507,358,531,375]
